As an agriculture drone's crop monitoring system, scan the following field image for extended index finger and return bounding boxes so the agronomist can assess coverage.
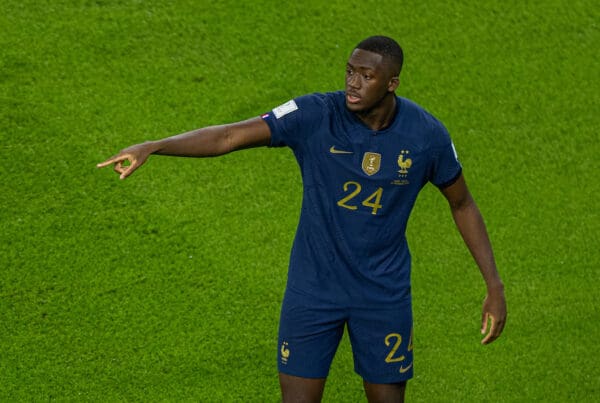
[96,154,128,168]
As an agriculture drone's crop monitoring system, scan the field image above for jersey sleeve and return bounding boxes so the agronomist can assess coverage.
[261,94,325,150]
[429,124,463,189]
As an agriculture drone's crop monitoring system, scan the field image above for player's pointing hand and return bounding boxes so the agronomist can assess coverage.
[97,142,156,180]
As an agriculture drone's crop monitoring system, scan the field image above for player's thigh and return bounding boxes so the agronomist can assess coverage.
[278,291,346,378]
[347,302,414,384]
[363,380,406,403]
[279,373,326,403]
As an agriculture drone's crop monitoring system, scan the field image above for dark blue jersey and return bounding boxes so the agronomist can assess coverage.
[262,91,462,307]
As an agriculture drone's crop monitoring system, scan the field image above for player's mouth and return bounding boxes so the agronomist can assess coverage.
[346,91,361,104]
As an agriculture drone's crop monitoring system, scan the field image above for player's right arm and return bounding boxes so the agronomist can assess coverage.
[96,117,271,179]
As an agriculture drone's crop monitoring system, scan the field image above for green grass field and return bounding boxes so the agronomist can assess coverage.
[1,0,598,401]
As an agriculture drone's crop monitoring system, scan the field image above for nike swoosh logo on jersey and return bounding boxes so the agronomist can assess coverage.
[329,146,353,154]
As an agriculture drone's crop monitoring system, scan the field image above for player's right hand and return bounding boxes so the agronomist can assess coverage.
[96,142,155,180]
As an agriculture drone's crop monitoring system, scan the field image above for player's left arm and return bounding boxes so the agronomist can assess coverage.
[440,173,507,345]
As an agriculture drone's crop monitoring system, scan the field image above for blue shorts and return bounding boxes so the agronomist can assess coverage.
[278,289,414,384]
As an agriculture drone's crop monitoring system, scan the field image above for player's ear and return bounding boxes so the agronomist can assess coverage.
[388,76,400,92]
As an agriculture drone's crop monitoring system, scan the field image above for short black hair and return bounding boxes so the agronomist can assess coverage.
[355,36,404,76]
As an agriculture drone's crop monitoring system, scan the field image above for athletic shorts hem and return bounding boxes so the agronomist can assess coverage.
[278,365,329,379]
[357,369,414,384]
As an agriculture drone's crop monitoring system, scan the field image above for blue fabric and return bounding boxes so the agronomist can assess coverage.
[262,91,462,307]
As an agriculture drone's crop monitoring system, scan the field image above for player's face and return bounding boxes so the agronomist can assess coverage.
[345,49,399,113]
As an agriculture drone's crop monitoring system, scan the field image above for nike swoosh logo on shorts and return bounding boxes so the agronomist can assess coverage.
[399,362,413,374]
[329,146,353,154]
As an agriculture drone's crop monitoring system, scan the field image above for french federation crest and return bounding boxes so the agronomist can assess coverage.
[397,150,412,176]
[362,152,381,176]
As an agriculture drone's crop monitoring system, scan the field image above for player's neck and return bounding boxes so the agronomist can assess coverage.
[355,94,397,131]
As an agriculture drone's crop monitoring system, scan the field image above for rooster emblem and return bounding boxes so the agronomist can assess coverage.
[280,341,290,364]
[397,150,412,175]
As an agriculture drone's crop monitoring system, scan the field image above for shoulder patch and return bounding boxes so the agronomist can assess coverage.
[273,100,298,119]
